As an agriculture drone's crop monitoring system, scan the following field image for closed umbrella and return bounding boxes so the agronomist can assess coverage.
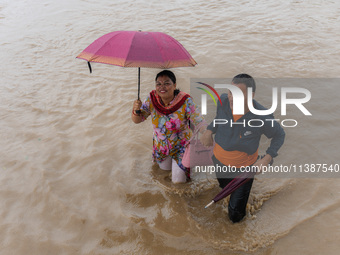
[205,156,273,208]
[205,171,256,208]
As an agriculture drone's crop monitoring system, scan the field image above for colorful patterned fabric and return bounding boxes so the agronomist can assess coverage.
[140,90,205,173]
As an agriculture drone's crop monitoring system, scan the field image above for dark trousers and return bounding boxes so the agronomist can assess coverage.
[212,155,254,223]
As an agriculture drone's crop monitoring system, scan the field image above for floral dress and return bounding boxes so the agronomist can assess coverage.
[140,90,205,172]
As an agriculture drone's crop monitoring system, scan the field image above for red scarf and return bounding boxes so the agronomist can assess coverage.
[150,90,190,115]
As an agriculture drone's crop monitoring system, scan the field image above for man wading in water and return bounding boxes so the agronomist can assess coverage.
[201,74,285,223]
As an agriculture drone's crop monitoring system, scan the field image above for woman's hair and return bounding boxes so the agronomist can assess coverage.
[155,70,180,95]
[155,70,176,84]
[232,73,256,93]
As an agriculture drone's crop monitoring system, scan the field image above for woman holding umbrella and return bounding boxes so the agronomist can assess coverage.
[132,70,206,184]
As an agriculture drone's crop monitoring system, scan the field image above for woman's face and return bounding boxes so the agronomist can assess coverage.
[155,75,176,100]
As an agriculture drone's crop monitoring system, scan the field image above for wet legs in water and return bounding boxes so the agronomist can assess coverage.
[212,156,254,223]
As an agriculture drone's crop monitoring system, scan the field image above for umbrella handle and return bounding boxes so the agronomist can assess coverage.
[88,62,92,73]
[138,67,141,100]
[135,67,141,114]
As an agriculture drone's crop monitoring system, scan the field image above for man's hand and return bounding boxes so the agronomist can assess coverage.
[252,154,273,175]
[200,129,213,147]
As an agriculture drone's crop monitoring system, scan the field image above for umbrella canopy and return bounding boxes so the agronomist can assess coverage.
[77,30,197,69]
[76,30,197,101]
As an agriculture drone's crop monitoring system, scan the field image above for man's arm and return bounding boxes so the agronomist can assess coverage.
[201,98,222,147]
[262,118,286,158]
[253,117,285,173]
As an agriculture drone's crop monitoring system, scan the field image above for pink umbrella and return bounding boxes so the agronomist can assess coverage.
[77,30,197,103]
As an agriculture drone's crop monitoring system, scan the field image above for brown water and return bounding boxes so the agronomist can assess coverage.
[1,0,340,254]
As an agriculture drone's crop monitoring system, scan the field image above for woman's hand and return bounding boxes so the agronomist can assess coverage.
[200,129,213,147]
[133,99,142,113]
[131,99,143,124]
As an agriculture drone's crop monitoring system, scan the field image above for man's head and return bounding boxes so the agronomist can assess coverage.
[232,73,256,93]
[229,74,256,111]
